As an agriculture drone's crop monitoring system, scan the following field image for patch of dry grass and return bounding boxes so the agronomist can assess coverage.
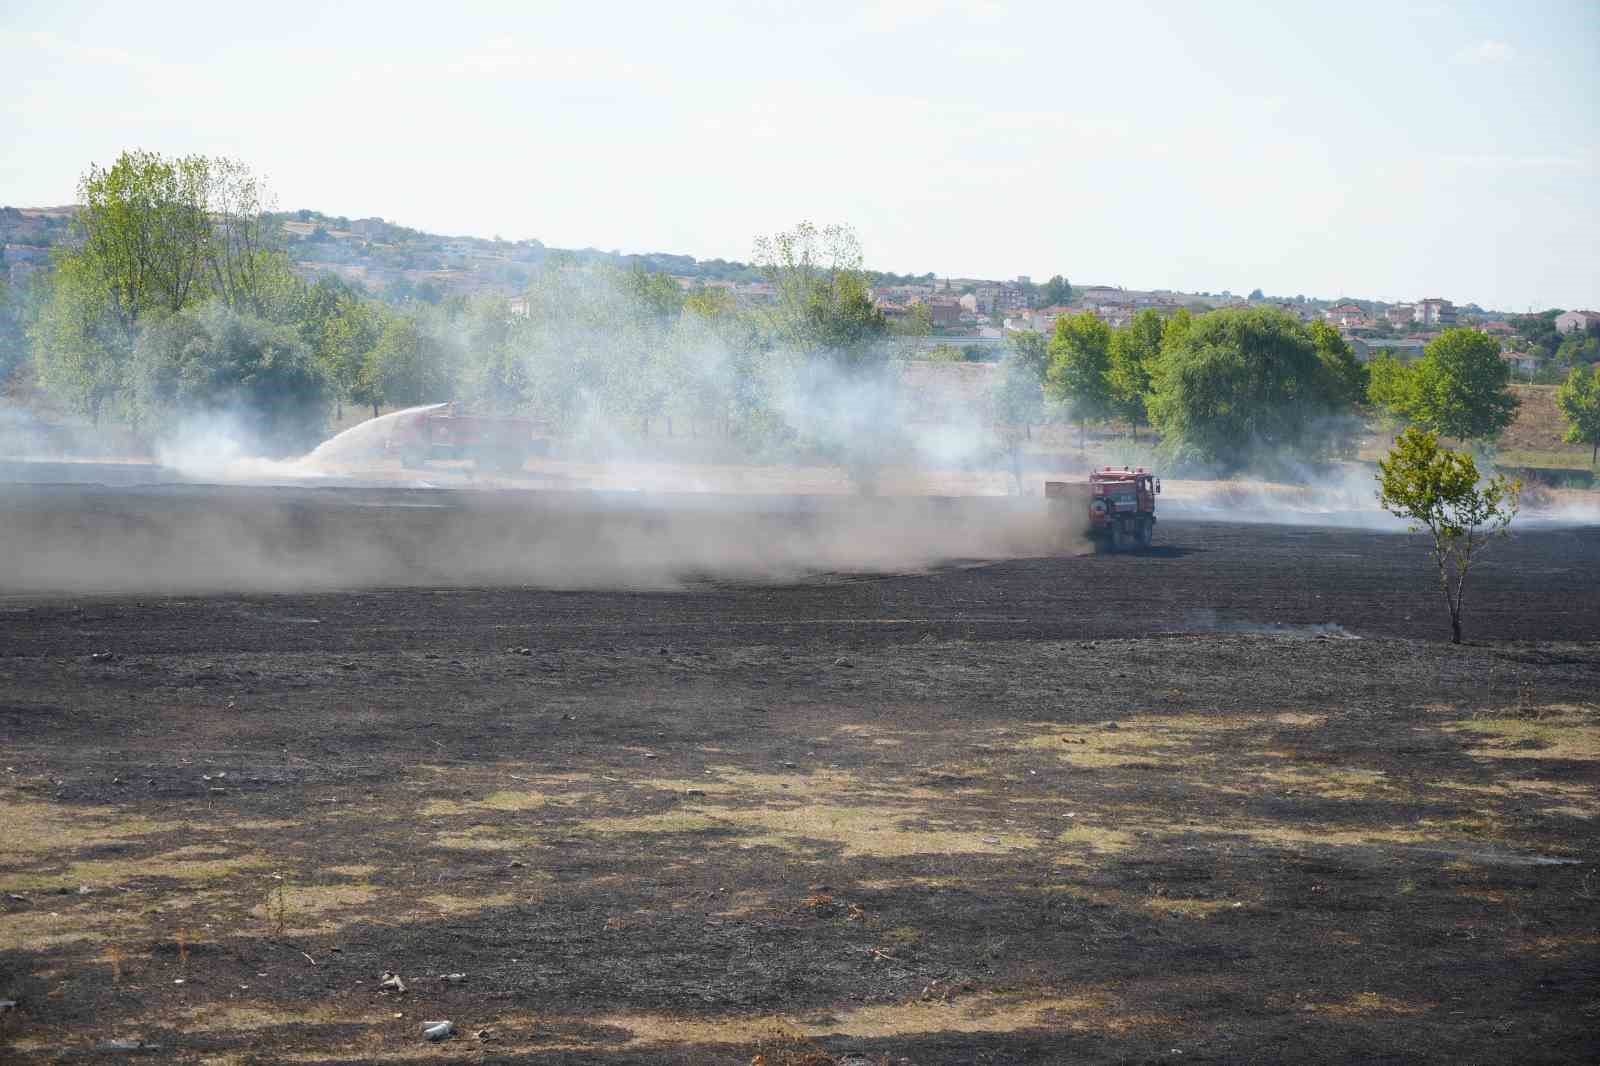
[586,801,1038,858]
[250,882,378,935]
[432,824,543,851]
[419,891,519,914]
[1,802,176,860]
[1304,991,1431,1017]
[1451,709,1600,761]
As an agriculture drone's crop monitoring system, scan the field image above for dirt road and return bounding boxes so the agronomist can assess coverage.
[1,485,1597,1063]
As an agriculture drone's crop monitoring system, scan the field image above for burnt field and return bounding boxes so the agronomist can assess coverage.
[1,484,1598,1064]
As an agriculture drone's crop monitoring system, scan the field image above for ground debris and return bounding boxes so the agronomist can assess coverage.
[422,1020,455,1041]
[378,971,407,993]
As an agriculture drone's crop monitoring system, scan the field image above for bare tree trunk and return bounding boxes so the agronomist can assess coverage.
[372,401,380,419]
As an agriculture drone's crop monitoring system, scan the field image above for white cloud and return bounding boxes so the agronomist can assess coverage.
[1455,40,1515,64]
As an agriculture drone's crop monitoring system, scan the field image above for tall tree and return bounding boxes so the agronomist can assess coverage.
[1045,313,1113,448]
[753,221,886,368]
[1404,328,1519,442]
[204,157,286,314]
[1039,274,1072,307]
[361,314,452,415]
[1108,309,1163,439]
[1146,308,1353,473]
[0,274,33,388]
[74,150,213,326]
[127,303,330,452]
[1307,321,1368,407]
[992,353,1045,488]
[1555,364,1600,466]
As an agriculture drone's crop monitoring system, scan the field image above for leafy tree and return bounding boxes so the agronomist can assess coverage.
[321,294,388,418]
[1404,328,1519,442]
[1307,321,1368,407]
[31,254,135,422]
[1555,364,1600,466]
[1039,274,1072,307]
[888,301,933,337]
[1510,310,1561,353]
[1248,288,1264,301]
[752,221,886,367]
[361,314,452,415]
[1045,313,1113,448]
[1555,333,1599,367]
[74,149,213,326]
[1146,308,1353,473]
[128,303,330,452]
[0,274,34,388]
[202,157,289,314]
[620,266,685,322]
[1006,329,1050,382]
[1108,309,1163,439]
[1366,352,1414,421]
[992,354,1044,491]
[1377,427,1520,643]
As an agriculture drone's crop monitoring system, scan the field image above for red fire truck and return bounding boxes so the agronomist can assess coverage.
[385,403,547,474]
[1047,467,1160,551]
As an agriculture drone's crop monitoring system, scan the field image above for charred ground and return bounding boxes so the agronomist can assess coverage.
[1,491,1597,1064]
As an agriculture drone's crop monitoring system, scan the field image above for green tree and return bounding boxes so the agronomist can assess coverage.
[1555,364,1600,466]
[322,294,388,418]
[1007,329,1049,382]
[1510,310,1561,353]
[202,157,290,314]
[1108,309,1163,439]
[992,354,1044,490]
[752,221,886,367]
[1555,333,1600,367]
[128,303,330,452]
[0,274,34,388]
[30,254,135,422]
[1402,328,1519,442]
[1307,321,1368,407]
[1366,352,1415,421]
[74,149,214,326]
[361,314,452,415]
[1045,313,1113,448]
[1039,274,1072,307]
[1146,308,1353,473]
[888,301,933,337]
[620,266,686,322]
[1377,427,1520,643]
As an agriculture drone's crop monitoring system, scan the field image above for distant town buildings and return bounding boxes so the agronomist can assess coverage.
[1414,298,1457,327]
[1555,310,1600,334]
[1323,302,1368,329]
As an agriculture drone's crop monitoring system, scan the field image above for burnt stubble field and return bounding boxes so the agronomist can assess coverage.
[2,486,1598,1064]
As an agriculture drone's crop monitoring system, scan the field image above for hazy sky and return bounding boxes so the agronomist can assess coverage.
[3,1,1596,310]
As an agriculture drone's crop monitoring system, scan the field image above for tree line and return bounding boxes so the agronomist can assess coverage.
[4,148,1597,473]
[996,303,1600,472]
[3,152,899,460]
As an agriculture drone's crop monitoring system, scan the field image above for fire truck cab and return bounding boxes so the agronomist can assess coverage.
[1087,467,1159,551]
